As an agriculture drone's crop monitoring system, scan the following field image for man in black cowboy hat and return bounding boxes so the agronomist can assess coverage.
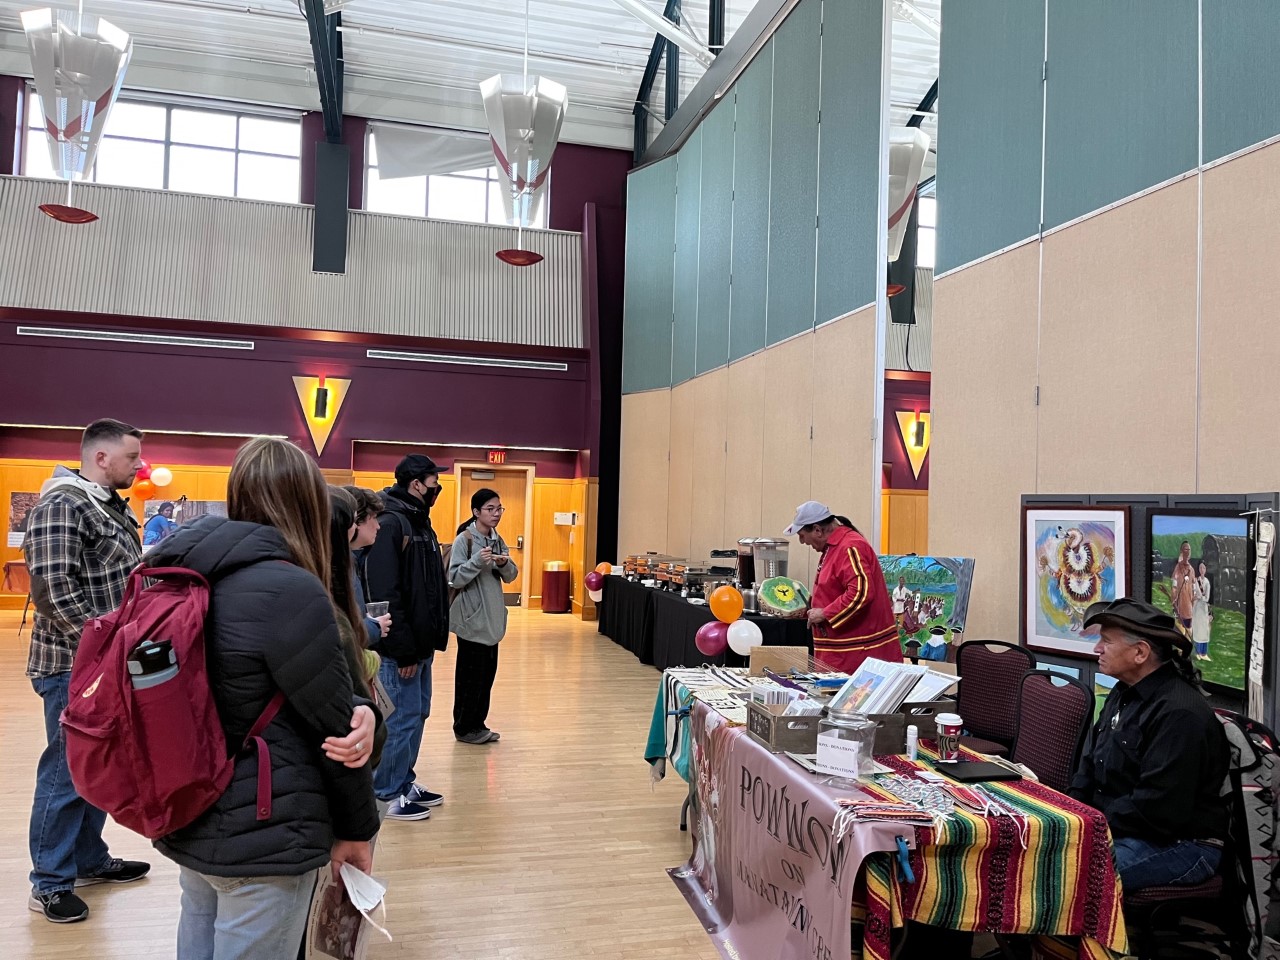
[1068,597,1229,892]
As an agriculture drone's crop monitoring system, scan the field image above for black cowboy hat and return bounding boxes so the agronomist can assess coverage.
[1083,597,1192,658]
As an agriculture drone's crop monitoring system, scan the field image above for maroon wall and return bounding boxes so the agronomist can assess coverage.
[548,144,632,232]
[1,75,22,176]
[353,442,578,480]
[883,374,931,490]
[548,142,631,563]
[0,309,589,470]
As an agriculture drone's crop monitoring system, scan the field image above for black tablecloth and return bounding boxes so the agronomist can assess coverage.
[597,576,656,664]
[650,588,812,670]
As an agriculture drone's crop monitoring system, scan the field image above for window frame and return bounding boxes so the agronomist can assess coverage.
[20,87,303,202]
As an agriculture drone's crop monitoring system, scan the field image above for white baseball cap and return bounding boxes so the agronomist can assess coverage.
[783,501,833,536]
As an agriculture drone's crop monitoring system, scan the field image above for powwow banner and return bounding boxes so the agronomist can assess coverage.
[669,702,900,960]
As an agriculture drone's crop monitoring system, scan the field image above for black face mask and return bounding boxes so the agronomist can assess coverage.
[423,484,442,508]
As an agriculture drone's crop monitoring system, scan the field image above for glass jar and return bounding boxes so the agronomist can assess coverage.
[816,710,879,780]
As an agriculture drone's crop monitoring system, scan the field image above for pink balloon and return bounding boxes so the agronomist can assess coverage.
[695,620,730,657]
[584,571,604,591]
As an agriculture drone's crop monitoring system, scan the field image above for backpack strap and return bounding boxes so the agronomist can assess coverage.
[244,690,287,821]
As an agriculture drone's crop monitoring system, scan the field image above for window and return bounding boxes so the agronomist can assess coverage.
[365,136,548,227]
[21,90,302,202]
[916,195,937,271]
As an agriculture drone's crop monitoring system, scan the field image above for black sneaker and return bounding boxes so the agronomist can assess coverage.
[76,857,151,886]
[29,889,89,923]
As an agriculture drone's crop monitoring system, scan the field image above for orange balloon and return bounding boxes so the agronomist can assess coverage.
[709,584,744,624]
[133,479,156,501]
[595,562,612,575]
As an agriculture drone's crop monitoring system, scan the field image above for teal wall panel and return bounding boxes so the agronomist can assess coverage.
[729,44,773,361]
[696,96,735,375]
[622,157,676,394]
[936,0,1045,274]
[1044,0,1197,230]
[816,0,881,322]
[765,0,821,344]
[672,129,702,385]
[1203,0,1280,163]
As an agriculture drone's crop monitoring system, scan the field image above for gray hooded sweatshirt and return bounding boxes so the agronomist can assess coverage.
[447,522,518,645]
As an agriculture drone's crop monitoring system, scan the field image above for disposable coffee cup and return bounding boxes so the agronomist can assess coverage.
[366,602,390,619]
[935,712,963,762]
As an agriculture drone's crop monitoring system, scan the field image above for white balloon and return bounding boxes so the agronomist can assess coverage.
[726,618,763,656]
[150,466,173,487]
[588,589,604,603]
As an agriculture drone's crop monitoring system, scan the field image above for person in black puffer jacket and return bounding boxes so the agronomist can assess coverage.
[145,437,380,960]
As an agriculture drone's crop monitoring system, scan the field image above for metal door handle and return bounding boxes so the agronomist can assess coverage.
[516,536,524,550]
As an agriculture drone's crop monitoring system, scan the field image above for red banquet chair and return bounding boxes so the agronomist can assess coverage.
[954,640,1037,756]
[1008,669,1093,792]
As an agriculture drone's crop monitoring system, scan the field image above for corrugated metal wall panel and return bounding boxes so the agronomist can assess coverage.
[0,178,583,348]
[886,267,932,372]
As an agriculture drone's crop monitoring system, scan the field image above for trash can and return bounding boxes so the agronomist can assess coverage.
[541,561,571,613]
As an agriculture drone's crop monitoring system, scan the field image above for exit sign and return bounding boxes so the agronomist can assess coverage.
[488,450,507,465]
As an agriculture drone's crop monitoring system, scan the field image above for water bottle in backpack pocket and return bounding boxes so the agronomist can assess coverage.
[127,638,179,689]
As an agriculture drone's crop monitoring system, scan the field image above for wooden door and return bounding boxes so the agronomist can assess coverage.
[458,467,528,603]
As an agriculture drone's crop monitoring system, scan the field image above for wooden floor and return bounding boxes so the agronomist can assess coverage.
[0,609,719,960]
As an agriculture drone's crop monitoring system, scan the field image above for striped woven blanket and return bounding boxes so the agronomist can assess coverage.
[857,753,1128,960]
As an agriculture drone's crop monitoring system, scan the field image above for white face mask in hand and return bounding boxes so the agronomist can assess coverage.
[339,862,393,942]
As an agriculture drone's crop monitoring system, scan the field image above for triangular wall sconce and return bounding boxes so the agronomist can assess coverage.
[894,411,931,480]
[293,375,351,456]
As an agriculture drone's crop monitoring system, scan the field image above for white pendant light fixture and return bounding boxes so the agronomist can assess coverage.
[22,2,132,223]
[480,0,568,266]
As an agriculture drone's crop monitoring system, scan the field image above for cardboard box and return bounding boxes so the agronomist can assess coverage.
[746,701,823,753]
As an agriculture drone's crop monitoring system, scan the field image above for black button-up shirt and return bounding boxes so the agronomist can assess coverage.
[1068,662,1228,844]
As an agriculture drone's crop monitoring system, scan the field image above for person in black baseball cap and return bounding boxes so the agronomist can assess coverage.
[1067,597,1229,892]
[361,453,450,820]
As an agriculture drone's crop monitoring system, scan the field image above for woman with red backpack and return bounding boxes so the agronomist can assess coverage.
[144,437,380,960]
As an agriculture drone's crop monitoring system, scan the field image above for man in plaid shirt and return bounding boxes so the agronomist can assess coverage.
[23,419,152,923]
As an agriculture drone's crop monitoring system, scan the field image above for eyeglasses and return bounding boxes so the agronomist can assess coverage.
[482,505,505,514]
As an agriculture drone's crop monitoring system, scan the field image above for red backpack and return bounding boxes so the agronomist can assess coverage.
[61,566,285,840]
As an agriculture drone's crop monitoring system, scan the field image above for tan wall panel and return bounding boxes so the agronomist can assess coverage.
[760,333,815,585]
[618,390,671,557]
[812,307,878,534]
[724,352,768,545]
[666,379,696,560]
[930,245,1041,641]
[1201,143,1280,490]
[1039,179,1199,494]
[688,367,729,559]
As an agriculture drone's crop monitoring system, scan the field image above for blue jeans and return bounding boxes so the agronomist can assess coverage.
[29,673,112,894]
[1113,836,1222,892]
[372,654,433,801]
[177,866,317,960]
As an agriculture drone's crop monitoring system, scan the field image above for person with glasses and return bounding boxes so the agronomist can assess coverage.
[362,455,450,821]
[447,488,518,744]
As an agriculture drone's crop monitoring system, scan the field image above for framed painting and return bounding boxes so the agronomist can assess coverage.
[879,555,976,661]
[1147,508,1253,694]
[1021,505,1130,657]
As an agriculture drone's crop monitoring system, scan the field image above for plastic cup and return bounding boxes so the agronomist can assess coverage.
[935,712,963,761]
[366,602,389,618]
